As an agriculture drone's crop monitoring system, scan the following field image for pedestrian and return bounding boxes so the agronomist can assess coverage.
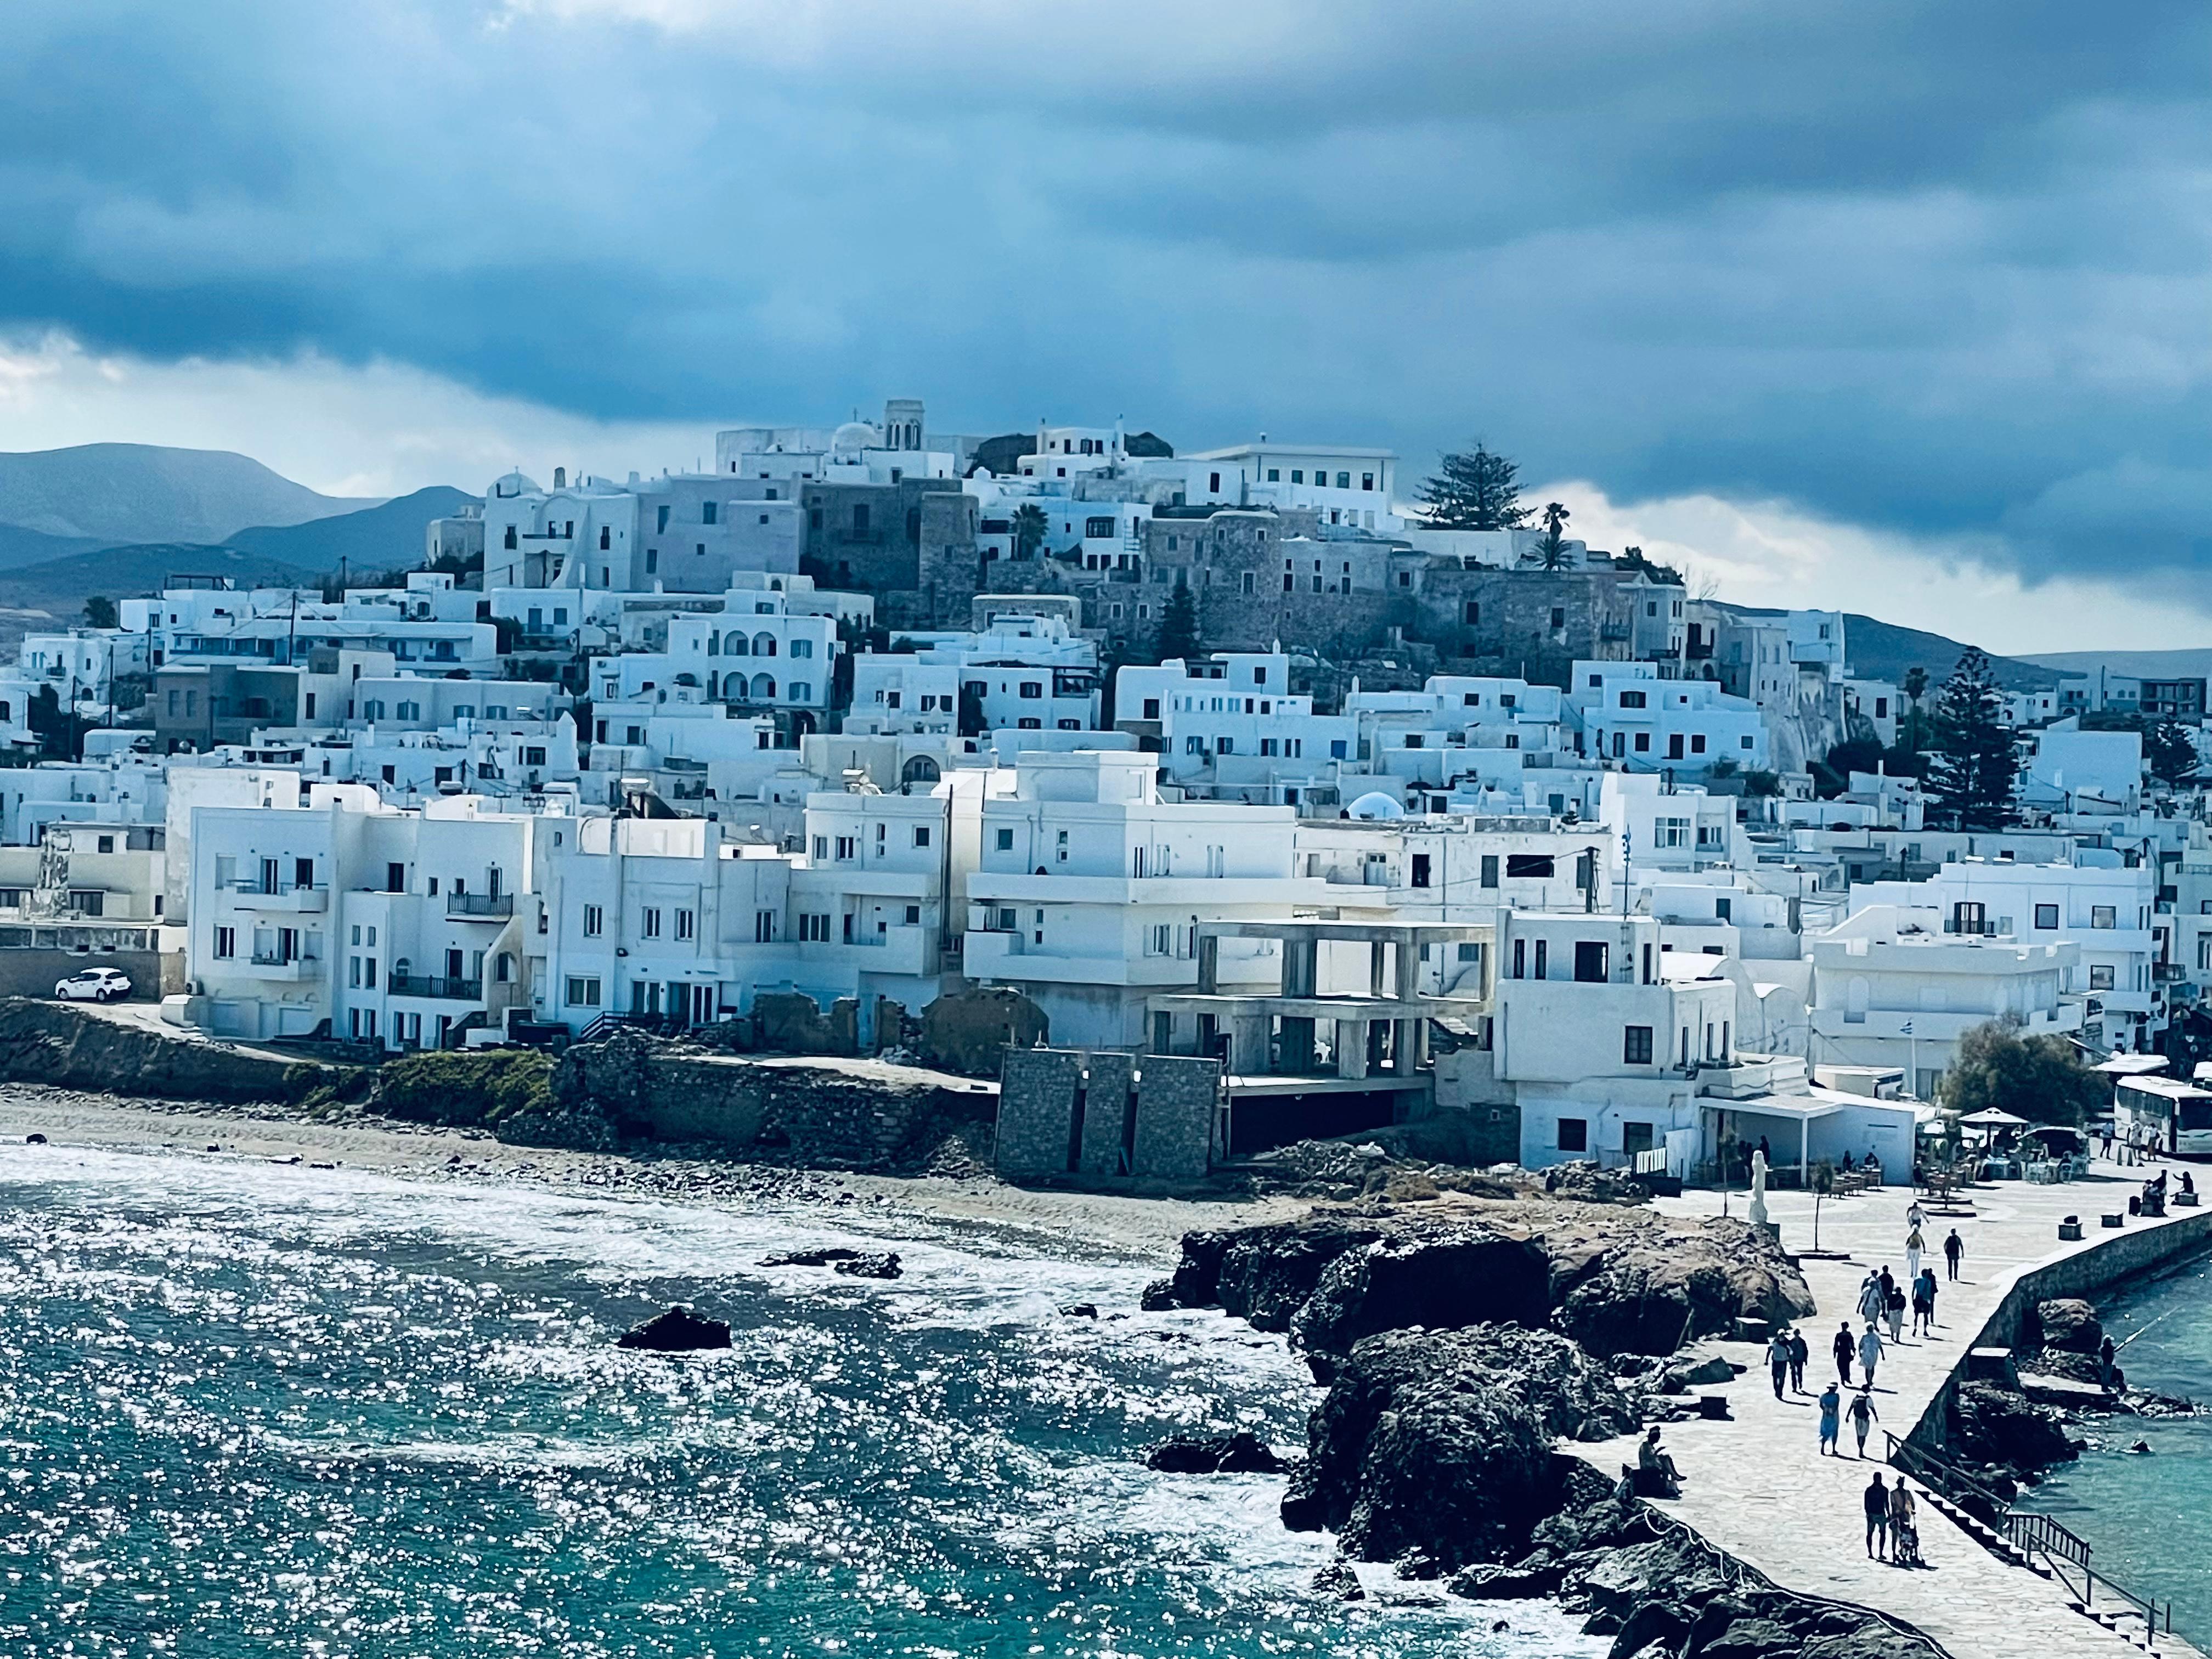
[1889,1480,1920,1566]
[1788,1325,1809,1393]
[1819,1381,1842,1455]
[1904,1223,1924,1289]
[1919,1267,1938,1332]
[2100,1122,2113,1160]
[1907,1198,1927,1231]
[1858,1321,1886,1389]
[1858,1272,1887,1325]
[1767,1329,1792,1400]
[1864,1470,1890,1557]
[1886,1281,1906,1343]
[1850,1388,1881,1459]
[1943,1228,1964,1281]
[1833,1322,1855,1385]
[1910,1273,1932,1337]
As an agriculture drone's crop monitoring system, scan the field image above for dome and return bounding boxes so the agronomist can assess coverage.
[489,469,541,499]
[1347,791,1406,821]
[831,420,879,456]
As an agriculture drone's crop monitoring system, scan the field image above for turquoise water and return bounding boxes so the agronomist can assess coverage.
[2014,1249,2212,1649]
[0,1143,1596,1659]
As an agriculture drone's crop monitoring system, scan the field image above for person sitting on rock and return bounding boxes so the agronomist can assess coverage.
[1638,1426,1683,1497]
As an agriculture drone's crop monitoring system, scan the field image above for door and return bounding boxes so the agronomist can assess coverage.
[294,857,314,890]
[278,927,299,963]
[446,948,465,982]
[259,857,279,895]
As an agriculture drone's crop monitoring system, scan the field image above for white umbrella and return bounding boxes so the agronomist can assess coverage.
[1959,1109,2031,1127]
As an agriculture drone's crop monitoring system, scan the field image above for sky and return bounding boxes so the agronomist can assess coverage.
[0,0,2207,653]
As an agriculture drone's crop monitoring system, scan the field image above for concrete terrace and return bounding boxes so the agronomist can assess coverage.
[1570,1155,2211,1659]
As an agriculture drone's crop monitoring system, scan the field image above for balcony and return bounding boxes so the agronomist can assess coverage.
[246,952,319,981]
[387,973,484,1001]
[447,892,515,920]
[232,882,329,914]
[2154,961,2186,984]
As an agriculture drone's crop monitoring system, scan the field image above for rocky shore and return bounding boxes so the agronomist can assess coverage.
[1137,1190,1941,1656]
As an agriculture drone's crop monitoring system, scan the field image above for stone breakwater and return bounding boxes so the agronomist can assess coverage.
[1147,1201,1931,1657]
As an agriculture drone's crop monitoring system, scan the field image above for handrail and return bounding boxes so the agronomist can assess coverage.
[1884,1431,2173,1639]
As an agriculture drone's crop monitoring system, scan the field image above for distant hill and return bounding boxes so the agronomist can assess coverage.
[2018,648,2212,685]
[0,543,324,639]
[0,443,378,545]
[1715,604,2069,692]
[227,486,478,574]
[0,523,104,573]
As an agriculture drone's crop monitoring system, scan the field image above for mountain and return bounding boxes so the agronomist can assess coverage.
[0,543,324,636]
[0,522,104,573]
[0,443,379,545]
[2017,648,2212,686]
[227,486,478,574]
[1714,604,2069,692]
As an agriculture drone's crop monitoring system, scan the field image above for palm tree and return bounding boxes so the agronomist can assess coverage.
[1902,666,1929,751]
[1011,504,1048,562]
[1536,501,1572,571]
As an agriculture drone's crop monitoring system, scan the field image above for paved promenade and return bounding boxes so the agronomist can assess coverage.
[1570,1155,2210,1659]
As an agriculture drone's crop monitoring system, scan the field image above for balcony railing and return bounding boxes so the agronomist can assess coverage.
[1943,917,2010,936]
[249,951,315,969]
[447,892,515,919]
[387,973,484,1001]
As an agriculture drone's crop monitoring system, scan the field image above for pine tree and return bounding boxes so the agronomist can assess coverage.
[1926,648,2018,829]
[1153,584,1201,664]
[1417,442,1530,531]
[2146,719,2198,786]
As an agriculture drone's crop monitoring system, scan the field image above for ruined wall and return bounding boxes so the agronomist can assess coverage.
[0,997,304,1101]
[554,1030,994,1169]
[994,1045,1221,1184]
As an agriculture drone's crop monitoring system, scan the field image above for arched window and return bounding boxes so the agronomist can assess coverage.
[902,755,941,786]
[753,632,777,657]
[724,631,748,656]
[750,673,777,701]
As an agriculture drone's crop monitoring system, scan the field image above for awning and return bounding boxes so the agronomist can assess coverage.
[2095,1054,2172,1077]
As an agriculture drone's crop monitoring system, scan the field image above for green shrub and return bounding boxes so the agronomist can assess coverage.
[379,1049,554,1128]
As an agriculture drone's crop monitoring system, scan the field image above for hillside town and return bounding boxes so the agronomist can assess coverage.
[6,402,2207,1182]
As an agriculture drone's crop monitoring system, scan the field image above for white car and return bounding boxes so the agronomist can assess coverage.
[55,967,132,1002]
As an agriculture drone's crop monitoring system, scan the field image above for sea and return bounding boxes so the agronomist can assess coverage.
[2010,1246,2212,1652]
[0,1141,1599,1659]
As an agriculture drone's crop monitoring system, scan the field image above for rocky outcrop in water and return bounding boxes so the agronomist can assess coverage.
[2033,1297,2103,1353]
[760,1246,864,1268]
[1280,1324,1637,1567]
[833,1251,902,1279]
[1146,1205,1812,1364]
[615,1305,732,1351]
[1145,1432,1289,1474]
[1949,1380,2078,1480]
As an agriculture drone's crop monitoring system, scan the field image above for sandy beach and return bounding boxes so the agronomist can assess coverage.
[0,1084,1306,1261]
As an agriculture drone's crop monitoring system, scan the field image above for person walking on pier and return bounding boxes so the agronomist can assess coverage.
[1858,1321,1886,1389]
[1863,1470,1891,1557]
[1943,1228,1964,1281]
[1858,1271,1887,1326]
[1849,1388,1881,1458]
[1833,1322,1855,1385]
[1819,1382,1842,1455]
[1787,1326,1809,1392]
[1904,1222,1924,1290]
[1912,1268,1936,1336]
[1884,1280,1906,1344]
[1766,1330,1791,1399]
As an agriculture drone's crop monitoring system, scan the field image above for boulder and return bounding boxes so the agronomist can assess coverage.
[1446,1559,1564,1600]
[1144,1432,1289,1475]
[1950,1381,2076,1474]
[1286,1224,1553,1379]
[1287,1324,1636,1568]
[1698,1618,1802,1658]
[1800,1631,1935,1659]
[1059,1302,1099,1319]
[833,1251,902,1279]
[760,1247,864,1267]
[1310,1560,1365,1601]
[2035,1297,2103,1354]
[1605,1599,1694,1657]
[1551,1218,1814,1357]
[616,1305,732,1352]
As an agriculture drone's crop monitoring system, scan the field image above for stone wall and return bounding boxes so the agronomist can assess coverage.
[0,997,304,1101]
[554,1030,995,1170]
[994,1045,1221,1184]
[0,948,183,1001]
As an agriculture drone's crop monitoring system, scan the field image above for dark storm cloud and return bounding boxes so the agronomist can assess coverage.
[0,0,2207,585]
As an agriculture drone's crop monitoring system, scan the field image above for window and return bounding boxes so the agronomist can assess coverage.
[1534,939,1548,978]
[641,907,662,939]
[2035,904,2059,930]
[2090,964,2115,990]
[1690,733,1707,754]
[1506,854,1555,880]
[853,504,870,535]
[1362,472,1374,491]
[675,910,696,941]
[1655,817,1690,850]
[702,500,718,525]
[799,913,831,942]
[1623,1025,1654,1064]
[1086,516,1115,538]
[1574,940,1609,983]
[1208,471,1221,492]
[214,926,236,960]
[1556,1118,1589,1153]
[583,904,603,938]
[996,827,1015,852]
[836,836,856,860]
[1480,855,1499,889]
[812,836,828,860]
[913,826,932,848]
[1619,690,1646,709]
[1019,681,1043,699]
[1411,853,1431,889]
[2092,906,2117,929]
[566,976,601,1008]
[1550,607,1565,628]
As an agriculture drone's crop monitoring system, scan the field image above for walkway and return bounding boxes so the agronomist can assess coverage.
[1569,1156,2210,1659]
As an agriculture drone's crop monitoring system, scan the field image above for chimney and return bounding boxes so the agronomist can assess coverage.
[553,466,566,490]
